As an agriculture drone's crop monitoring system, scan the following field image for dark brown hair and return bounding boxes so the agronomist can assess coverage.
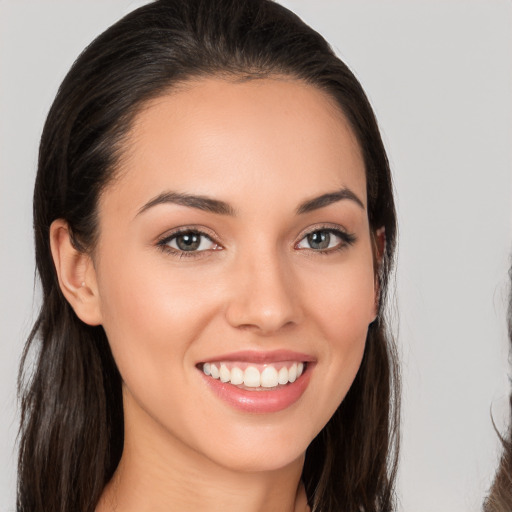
[18,1,400,511]
[484,266,512,512]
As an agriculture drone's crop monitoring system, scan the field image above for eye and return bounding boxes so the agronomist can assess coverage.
[296,228,355,252]
[158,230,221,254]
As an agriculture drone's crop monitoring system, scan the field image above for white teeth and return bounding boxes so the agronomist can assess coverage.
[210,364,219,379]
[244,366,261,388]
[230,366,244,385]
[219,364,230,383]
[278,366,289,385]
[288,363,297,383]
[202,361,306,388]
[260,366,279,388]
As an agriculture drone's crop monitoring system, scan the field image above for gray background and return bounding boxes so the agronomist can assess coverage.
[1,1,511,511]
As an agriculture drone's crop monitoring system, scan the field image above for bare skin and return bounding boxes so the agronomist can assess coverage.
[51,77,375,512]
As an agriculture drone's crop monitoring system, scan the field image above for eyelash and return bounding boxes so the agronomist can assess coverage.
[156,225,356,259]
[156,227,220,259]
[295,226,357,255]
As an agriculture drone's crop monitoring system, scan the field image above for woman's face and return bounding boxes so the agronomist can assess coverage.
[91,77,377,473]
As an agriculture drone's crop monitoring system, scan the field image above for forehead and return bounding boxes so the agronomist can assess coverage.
[104,77,367,216]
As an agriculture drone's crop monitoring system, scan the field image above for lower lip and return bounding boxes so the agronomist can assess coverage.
[200,364,313,413]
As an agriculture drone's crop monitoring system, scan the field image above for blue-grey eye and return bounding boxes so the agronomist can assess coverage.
[167,231,217,252]
[296,229,345,251]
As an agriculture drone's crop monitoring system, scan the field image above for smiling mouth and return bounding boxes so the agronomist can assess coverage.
[199,361,306,390]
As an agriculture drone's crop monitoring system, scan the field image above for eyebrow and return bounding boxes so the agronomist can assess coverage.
[296,188,365,214]
[137,191,236,217]
[136,186,365,218]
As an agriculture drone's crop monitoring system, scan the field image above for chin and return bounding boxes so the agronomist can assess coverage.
[212,447,306,475]
[194,423,314,474]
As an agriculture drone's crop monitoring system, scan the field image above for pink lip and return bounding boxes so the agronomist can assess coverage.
[200,349,316,364]
[198,351,315,413]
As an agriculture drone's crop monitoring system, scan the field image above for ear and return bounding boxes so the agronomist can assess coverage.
[49,219,102,326]
[372,226,386,321]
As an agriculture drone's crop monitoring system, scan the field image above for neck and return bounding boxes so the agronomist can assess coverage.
[96,393,309,512]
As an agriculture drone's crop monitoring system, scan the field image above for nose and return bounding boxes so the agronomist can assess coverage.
[224,249,302,335]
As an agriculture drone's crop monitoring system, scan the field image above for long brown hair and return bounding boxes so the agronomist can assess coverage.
[18,1,400,511]
[484,266,512,512]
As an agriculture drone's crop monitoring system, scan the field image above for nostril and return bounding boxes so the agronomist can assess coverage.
[225,298,300,334]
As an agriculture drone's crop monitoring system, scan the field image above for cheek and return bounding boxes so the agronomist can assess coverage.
[300,254,375,419]
[98,239,217,328]
[318,280,372,377]
[306,254,376,342]
[95,258,223,439]
[95,249,219,387]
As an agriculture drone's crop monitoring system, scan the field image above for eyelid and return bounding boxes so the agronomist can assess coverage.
[154,223,355,258]
[156,225,222,244]
[156,225,224,257]
[295,222,354,241]
[294,223,356,251]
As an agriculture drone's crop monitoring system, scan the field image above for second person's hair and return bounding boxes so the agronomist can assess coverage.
[484,265,512,512]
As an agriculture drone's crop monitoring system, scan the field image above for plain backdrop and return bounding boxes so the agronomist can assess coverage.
[1,1,511,511]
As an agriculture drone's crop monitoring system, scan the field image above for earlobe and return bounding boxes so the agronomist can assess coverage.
[49,219,102,326]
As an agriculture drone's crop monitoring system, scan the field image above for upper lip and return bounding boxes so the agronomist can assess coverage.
[199,349,316,364]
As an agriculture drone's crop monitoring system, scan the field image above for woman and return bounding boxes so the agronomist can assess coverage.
[17,1,400,511]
